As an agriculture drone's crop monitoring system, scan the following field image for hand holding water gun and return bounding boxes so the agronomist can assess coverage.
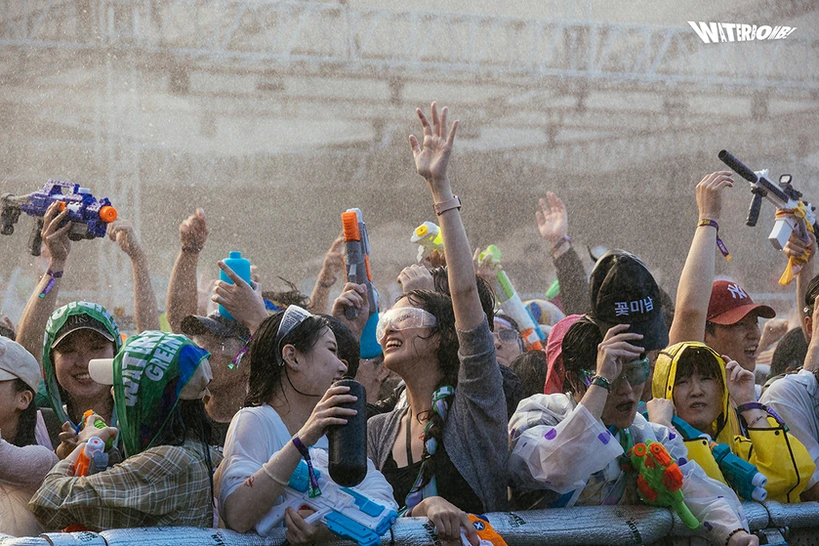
[718,150,818,285]
[268,461,397,546]
[411,221,444,264]
[628,440,700,530]
[478,245,544,351]
[1,180,117,256]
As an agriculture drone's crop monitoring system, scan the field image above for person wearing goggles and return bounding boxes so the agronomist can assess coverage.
[367,102,508,546]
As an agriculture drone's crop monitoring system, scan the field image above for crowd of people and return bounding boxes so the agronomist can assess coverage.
[2,102,819,546]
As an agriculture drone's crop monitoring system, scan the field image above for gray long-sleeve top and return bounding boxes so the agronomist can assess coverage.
[367,317,508,512]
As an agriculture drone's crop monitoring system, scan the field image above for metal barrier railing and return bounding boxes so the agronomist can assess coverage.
[1,501,817,546]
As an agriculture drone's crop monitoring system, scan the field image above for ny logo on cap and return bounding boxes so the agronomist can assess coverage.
[727,283,748,300]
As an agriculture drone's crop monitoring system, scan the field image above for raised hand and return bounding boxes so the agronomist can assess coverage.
[596,324,644,383]
[472,247,502,285]
[179,208,208,252]
[331,282,370,337]
[724,357,756,405]
[696,171,734,222]
[107,219,143,258]
[318,235,345,287]
[536,192,569,245]
[397,264,435,293]
[41,202,71,264]
[409,102,459,183]
[213,261,267,333]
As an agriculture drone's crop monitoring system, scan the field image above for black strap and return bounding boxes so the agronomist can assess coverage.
[405,408,413,465]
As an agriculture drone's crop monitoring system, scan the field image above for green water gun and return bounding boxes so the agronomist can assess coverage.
[628,440,700,530]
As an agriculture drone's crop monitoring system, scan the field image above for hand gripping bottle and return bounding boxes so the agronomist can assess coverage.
[327,379,368,487]
[219,251,252,320]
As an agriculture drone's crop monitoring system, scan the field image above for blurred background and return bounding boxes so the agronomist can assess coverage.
[1,0,817,326]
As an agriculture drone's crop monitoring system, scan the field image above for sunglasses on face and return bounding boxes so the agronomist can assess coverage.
[580,355,650,388]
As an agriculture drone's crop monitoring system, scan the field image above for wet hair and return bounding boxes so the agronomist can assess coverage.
[508,350,547,398]
[769,327,808,378]
[704,321,717,337]
[0,323,14,340]
[262,278,311,310]
[153,399,214,448]
[560,316,603,394]
[402,289,459,490]
[244,310,329,407]
[323,315,359,378]
[674,347,724,390]
[429,266,496,331]
[10,379,37,447]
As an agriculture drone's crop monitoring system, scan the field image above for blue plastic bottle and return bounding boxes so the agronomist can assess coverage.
[219,251,251,320]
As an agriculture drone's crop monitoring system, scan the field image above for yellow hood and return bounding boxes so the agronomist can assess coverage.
[652,341,739,445]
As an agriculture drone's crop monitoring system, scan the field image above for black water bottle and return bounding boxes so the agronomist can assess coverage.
[327,379,368,487]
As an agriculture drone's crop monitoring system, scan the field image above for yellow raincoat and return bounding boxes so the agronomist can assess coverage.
[653,342,814,503]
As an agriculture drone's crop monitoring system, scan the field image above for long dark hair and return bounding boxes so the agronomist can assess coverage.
[11,379,37,447]
[244,310,329,408]
[403,290,459,489]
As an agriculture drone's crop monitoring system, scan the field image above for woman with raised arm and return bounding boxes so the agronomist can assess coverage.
[366,103,506,546]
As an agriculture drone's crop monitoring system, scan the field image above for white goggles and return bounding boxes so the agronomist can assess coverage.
[376,307,438,344]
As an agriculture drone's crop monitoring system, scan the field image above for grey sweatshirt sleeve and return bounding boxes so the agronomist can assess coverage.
[446,317,509,512]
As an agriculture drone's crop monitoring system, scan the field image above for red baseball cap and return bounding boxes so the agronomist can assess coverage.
[707,280,775,325]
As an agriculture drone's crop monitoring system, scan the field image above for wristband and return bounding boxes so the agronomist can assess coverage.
[317,277,336,289]
[590,375,612,392]
[433,195,461,216]
[39,269,63,299]
[292,436,321,497]
[228,335,251,371]
[735,402,766,414]
[181,245,203,254]
[551,235,572,255]
[698,219,732,262]
[747,414,769,428]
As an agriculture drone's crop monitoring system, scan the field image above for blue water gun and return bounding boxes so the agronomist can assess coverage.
[268,461,397,546]
[1,180,117,256]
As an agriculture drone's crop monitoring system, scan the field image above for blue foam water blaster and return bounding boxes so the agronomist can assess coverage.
[219,251,251,320]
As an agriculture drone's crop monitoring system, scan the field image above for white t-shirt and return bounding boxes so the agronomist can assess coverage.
[760,369,819,488]
[216,404,396,535]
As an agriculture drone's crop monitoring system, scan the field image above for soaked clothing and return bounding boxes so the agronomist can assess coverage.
[509,393,748,546]
[30,437,220,531]
[380,431,483,514]
[368,318,508,512]
[653,342,814,503]
[760,369,819,490]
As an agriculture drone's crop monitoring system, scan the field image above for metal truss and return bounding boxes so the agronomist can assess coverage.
[1,0,817,90]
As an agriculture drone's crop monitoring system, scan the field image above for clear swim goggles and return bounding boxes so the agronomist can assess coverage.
[376,306,438,344]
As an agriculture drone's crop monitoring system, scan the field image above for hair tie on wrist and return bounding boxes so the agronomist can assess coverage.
[698,219,731,262]
[262,462,290,487]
